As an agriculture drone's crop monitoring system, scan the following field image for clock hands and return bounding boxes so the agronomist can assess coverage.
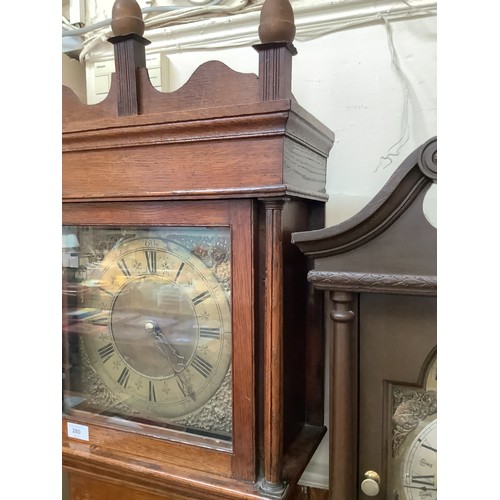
[145,320,185,372]
[404,485,437,492]
[145,321,196,400]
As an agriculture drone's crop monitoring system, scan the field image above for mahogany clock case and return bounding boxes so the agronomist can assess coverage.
[292,137,437,500]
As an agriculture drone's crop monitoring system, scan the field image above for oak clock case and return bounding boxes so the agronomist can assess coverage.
[62,0,336,497]
[63,225,233,440]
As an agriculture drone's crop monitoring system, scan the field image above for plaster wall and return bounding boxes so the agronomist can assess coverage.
[62,54,87,103]
[162,17,437,227]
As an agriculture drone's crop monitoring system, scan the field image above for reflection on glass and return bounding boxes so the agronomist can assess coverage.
[62,226,232,441]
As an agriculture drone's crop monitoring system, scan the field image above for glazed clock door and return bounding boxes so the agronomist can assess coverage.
[358,293,437,500]
[63,224,233,439]
[62,199,256,483]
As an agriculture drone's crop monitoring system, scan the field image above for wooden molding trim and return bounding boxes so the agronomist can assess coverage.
[292,138,437,258]
[308,271,437,296]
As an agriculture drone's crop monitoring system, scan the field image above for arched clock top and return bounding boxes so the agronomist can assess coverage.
[292,138,437,292]
[417,136,437,181]
[293,137,437,258]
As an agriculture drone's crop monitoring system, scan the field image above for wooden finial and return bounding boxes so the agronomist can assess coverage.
[111,0,145,37]
[108,0,150,116]
[258,0,296,44]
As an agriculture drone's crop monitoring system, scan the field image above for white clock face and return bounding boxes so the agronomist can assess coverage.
[403,419,437,499]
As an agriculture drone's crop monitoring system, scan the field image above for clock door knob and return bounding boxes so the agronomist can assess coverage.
[361,470,381,496]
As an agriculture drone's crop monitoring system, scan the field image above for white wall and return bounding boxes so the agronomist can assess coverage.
[62,1,437,489]
[293,17,437,226]
[62,54,87,102]
[160,16,437,227]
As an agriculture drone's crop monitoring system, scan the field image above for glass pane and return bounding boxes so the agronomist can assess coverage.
[62,226,232,441]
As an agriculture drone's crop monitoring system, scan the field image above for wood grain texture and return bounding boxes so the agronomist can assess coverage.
[109,34,149,116]
[62,9,335,495]
[63,199,231,225]
[262,199,286,489]
[139,62,260,114]
[63,137,286,201]
[62,417,232,475]
[281,201,324,441]
[255,43,296,101]
[62,102,333,203]
[230,200,257,480]
[66,470,329,500]
[64,446,269,500]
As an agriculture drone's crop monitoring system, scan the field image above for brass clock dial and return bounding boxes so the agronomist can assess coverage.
[64,227,232,438]
[83,235,231,419]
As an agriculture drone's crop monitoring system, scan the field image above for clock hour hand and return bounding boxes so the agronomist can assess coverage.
[144,321,185,372]
[144,321,196,401]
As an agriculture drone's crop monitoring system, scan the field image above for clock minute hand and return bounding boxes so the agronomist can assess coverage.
[404,485,437,492]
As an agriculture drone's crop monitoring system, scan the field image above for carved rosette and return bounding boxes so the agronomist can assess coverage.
[417,137,437,181]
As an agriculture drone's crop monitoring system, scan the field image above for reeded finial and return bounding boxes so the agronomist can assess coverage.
[111,0,145,37]
[258,0,296,44]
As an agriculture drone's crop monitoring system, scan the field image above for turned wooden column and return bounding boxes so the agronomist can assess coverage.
[260,198,287,496]
[108,0,150,116]
[255,4,297,491]
[328,291,358,500]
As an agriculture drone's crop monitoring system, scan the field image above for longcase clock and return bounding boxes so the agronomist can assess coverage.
[61,1,335,499]
[293,138,437,500]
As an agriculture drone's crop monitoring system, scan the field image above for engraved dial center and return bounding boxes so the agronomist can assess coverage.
[111,274,197,377]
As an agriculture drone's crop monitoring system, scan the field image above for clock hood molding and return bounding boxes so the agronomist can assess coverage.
[62,31,335,203]
[292,136,437,295]
[62,67,334,202]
